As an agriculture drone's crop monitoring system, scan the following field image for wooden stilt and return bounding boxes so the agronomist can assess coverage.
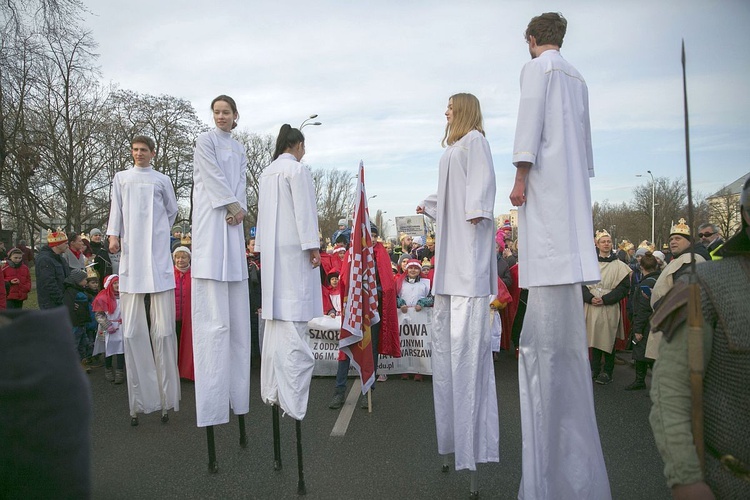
[206,425,218,473]
[296,419,306,495]
[238,414,248,448]
[272,405,282,470]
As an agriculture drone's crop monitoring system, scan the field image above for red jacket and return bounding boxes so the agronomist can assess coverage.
[174,266,194,380]
[2,263,31,301]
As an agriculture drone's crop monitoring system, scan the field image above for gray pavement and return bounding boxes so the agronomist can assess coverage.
[90,352,670,499]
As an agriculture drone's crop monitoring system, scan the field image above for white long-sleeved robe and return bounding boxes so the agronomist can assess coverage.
[513,49,600,289]
[106,166,178,293]
[422,130,499,471]
[191,128,248,282]
[106,164,180,415]
[513,49,611,499]
[191,127,251,427]
[256,152,322,420]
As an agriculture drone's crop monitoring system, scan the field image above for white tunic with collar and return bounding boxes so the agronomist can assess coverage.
[191,128,248,282]
[429,130,497,298]
[513,49,600,288]
[106,165,177,293]
[256,153,322,321]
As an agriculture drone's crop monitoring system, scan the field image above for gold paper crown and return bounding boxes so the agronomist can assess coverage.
[670,218,691,238]
[85,263,99,280]
[399,232,409,244]
[46,227,68,246]
[80,232,90,241]
[594,229,611,243]
[326,243,333,253]
[618,239,632,251]
[421,258,431,268]
[638,240,655,252]
[426,234,435,245]
[180,233,192,245]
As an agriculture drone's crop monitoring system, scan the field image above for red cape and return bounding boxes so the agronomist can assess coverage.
[339,242,401,358]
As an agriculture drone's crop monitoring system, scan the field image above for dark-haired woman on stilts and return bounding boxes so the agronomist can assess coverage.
[256,124,321,494]
[191,95,252,472]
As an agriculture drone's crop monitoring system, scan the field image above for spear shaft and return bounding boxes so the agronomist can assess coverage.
[682,39,705,473]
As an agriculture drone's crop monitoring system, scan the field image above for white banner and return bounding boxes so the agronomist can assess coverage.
[307,308,434,376]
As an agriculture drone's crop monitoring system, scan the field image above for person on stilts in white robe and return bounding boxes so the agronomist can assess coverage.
[191,95,251,430]
[417,93,499,492]
[107,135,180,426]
[510,12,611,499]
[256,124,322,421]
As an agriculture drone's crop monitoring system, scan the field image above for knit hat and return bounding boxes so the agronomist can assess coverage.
[7,247,22,257]
[173,246,191,257]
[652,250,666,263]
[635,247,648,258]
[501,220,512,232]
[338,218,347,226]
[90,228,102,236]
[47,228,68,247]
[70,270,87,284]
[405,259,422,270]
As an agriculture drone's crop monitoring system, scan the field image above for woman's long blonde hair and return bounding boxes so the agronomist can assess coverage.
[442,93,485,147]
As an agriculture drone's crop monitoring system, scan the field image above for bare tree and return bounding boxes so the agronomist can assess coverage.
[708,187,743,238]
[312,167,355,243]
[632,177,689,247]
[234,130,274,227]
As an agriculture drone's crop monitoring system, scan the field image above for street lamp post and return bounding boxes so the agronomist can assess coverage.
[636,171,655,243]
[300,114,322,130]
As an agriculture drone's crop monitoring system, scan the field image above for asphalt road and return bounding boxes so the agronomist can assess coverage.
[89,351,670,499]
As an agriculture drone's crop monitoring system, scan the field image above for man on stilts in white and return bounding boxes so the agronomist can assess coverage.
[510,12,611,499]
[191,95,251,473]
[107,135,180,427]
[417,93,499,498]
[256,124,321,495]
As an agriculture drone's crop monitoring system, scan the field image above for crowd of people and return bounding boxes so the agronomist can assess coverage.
[2,10,746,498]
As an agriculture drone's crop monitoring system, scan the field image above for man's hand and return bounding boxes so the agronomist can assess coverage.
[109,236,120,253]
[468,217,483,225]
[510,163,531,207]
[225,202,246,226]
[416,205,425,215]
[635,333,643,342]
[591,297,604,306]
[309,249,321,268]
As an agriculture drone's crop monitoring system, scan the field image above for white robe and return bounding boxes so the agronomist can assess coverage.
[106,165,177,293]
[191,128,248,282]
[513,50,611,499]
[256,153,322,321]
[513,49,600,288]
[256,152,322,419]
[518,285,611,499]
[191,127,251,427]
[422,130,499,471]
[399,278,430,306]
[424,130,497,297]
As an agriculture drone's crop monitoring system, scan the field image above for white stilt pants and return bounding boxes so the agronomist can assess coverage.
[518,284,611,499]
[192,278,251,427]
[121,290,180,416]
[431,294,499,471]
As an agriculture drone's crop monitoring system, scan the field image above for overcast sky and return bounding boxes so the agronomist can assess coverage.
[82,0,750,230]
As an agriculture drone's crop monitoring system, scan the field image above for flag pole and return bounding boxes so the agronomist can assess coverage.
[682,38,705,474]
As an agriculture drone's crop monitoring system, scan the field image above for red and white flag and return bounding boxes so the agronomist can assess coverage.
[339,161,380,394]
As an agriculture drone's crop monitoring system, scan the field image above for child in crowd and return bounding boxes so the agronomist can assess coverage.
[396,259,434,382]
[322,271,343,317]
[93,275,125,384]
[420,258,433,288]
[173,246,194,381]
[84,267,103,367]
[62,270,95,372]
[2,248,32,309]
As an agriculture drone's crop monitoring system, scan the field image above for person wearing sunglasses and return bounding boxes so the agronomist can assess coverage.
[697,223,724,259]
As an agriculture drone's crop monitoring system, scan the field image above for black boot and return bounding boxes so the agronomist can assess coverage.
[625,360,647,391]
